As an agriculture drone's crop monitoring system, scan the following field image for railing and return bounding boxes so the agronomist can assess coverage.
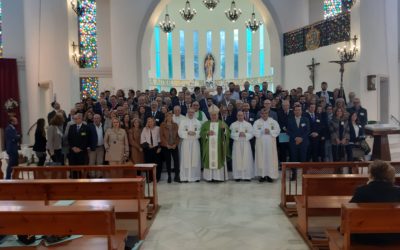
[280,161,400,217]
[148,75,274,91]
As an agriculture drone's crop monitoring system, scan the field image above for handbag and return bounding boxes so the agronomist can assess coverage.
[359,140,371,155]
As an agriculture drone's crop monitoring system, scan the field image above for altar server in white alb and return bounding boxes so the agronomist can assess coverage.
[178,108,201,182]
[253,108,281,182]
[230,111,254,181]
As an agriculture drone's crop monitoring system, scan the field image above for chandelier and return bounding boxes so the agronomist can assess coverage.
[245,6,263,33]
[336,35,359,62]
[159,6,176,33]
[203,0,219,11]
[225,0,242,22]
[179,0,197,22]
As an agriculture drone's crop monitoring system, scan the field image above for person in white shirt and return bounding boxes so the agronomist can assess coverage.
[253,109,281,182]
[230,111,254,181]
[178,109,201,182]
[172,105,185,127]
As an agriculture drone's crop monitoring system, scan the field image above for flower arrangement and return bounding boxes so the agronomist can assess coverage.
[4,98,19,112]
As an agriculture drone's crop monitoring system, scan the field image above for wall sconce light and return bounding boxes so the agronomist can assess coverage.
[71,41,85,67]
[70,0,83,15]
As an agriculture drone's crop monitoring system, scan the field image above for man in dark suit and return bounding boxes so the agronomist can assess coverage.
[242,103,256,125]
[316,82,334,106]
[257,99,278,121]
[67,113,91,176]
[241,81,255,100]
[287,105,310,164]
[277,100,293,164]
[144,101,165,126]
[180,95,192,116]
[170,88,179,107]
[304,104,324,162]
[347,98,368,127]
[5,117,20,179]
[47,101,67,125]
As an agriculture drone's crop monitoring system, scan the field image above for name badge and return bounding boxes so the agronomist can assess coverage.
[156,119,159,122]
[329,96,333,99]
[81,132,86,136]
[360,113,365,116]
[341,121,344,125]
[359,125,362,128]
[250,118,254,121]
[301,123,306,127]
[316,119,320,123]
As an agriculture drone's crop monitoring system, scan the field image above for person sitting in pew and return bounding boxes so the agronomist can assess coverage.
[349,160,400,244]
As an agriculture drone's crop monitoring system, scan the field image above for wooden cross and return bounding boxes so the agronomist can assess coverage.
[307,58,320,89]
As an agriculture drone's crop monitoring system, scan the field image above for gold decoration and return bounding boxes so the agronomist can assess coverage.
[305,27,321,51]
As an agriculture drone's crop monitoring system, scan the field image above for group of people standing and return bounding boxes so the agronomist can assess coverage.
[5,80,368,183]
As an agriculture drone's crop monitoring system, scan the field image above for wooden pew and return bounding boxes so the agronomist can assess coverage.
[0,178,149,240]
[295,174,400,248]
[11,164,159,217]
[327,203,400,250]
[0,205,127,250]
[280,161,400,217]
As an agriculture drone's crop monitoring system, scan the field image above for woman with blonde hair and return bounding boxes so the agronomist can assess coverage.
[128,118,144,164]
[104,118,129,165]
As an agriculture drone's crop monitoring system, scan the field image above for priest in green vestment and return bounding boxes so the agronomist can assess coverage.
[200,105,231,182]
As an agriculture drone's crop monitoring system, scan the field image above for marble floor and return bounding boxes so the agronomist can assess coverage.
[141,178,308,250]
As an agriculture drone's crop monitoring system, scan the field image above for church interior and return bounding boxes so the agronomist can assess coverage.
[0,0,399,249]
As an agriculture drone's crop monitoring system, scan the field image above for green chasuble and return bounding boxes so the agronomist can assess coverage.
[200,120,231,169]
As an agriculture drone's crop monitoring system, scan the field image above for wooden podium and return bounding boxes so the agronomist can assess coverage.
[365,124,400,161]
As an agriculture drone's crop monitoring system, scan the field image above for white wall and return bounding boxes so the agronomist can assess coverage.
[309,0,324,23]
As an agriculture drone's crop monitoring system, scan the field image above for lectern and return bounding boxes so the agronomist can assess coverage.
[365,124,400,161]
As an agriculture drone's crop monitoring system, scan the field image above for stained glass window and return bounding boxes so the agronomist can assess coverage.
[233,29,239,79]
[79,0,98,68]
[179,30,186,79]
[167,32,173,79]
[259,25,265,76]
[206,31,212,53]
[154,26,161,78]
[220,31,226,79]
[193,31,199,79]
[0,0,3,58]
[80,77,99,100]
[78,0,98,99]
[246,28,252,78]
[324,0,342,19]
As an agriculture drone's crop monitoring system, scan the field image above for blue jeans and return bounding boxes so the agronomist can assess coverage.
[6,152,18,179]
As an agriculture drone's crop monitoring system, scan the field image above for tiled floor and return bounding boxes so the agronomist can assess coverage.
[141,179,308,250]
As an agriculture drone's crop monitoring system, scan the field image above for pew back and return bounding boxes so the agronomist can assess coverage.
[280,161,400,216]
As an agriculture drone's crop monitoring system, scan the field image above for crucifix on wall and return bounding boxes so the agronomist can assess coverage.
[307,58,320,89]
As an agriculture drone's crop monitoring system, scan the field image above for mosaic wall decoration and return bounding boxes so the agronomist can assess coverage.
[283,12,350,56]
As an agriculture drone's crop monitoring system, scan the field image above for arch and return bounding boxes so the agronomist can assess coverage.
[137,0,282,89]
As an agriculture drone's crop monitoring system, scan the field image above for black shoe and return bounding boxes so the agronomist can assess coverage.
[235,179,241,182]
[259,177,265,183]
[167,176,172,183]
[174,176,181,183]
[266,176,273,183]
[244,179,251,182]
